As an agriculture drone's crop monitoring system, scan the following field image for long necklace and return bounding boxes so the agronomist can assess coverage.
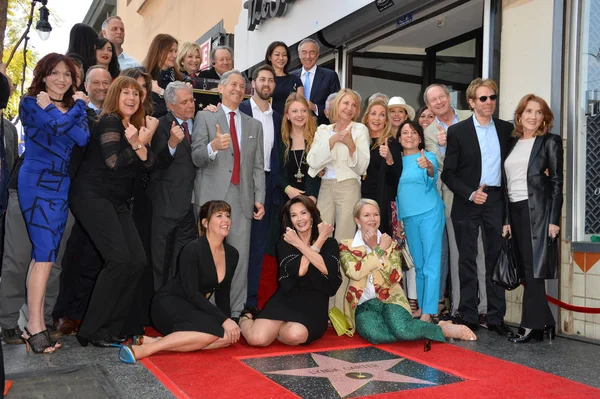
[292,147,305,183]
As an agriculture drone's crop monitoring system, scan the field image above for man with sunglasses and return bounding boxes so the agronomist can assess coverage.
[442,78,516,338]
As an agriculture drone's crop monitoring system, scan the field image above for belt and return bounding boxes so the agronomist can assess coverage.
[482,186,501,193]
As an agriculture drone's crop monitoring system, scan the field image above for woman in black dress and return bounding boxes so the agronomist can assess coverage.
[144,34,190,118]
[360,99,402,236]
[70,76,158,347]
[118,201,240,363]
[265,41,304,115]
[94,38,120,79]
[239,196,341,346]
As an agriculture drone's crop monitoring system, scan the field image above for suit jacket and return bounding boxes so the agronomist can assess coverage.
[294,66,341,126]
[505,134,563,279]
[148,112,195,219]
[423,108,472,217]
[3,117,18,175]
[197,68,221,80]
[238,99,282,205]
[441,116,513,220]
[191,106,265,218]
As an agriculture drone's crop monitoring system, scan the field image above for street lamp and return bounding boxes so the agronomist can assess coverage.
[35,2,52,41]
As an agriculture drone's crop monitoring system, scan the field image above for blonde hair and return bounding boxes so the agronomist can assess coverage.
[329,89,361,123]
[353,198,380,219]
[176,42,202,74]
[281,93,317,163]
[361,99,393,149]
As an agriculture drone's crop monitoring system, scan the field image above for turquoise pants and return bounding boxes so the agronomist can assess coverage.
[355,299,445,344]
[403,203,445,315]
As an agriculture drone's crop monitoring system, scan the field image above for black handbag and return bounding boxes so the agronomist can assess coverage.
[492,236,522,290]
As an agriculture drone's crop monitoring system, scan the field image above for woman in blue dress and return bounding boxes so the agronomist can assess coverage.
[396,120,445,323]
[18,53,90,353]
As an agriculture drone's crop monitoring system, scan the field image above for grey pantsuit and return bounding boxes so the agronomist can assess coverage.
[0,189,74,329]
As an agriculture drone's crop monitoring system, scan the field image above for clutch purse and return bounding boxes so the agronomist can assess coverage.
[328,307,353,337]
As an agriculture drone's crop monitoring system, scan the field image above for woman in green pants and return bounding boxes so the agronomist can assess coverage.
[339,199,476,344]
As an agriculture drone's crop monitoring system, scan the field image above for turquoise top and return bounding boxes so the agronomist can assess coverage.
[397,150,442,219]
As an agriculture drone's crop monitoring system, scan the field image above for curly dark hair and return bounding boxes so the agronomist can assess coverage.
[396,119,425,151]
[95,38,121,79]
[280,195,322,245]
[27,53,78,108]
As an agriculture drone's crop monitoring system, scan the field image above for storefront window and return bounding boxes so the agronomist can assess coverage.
[574,0,600,242]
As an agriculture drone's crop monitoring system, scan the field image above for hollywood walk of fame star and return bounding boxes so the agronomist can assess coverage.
[266,352,436,397]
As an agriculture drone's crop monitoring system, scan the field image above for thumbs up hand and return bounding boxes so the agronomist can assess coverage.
[471,184,488,205]
[211,124,231,151]
[169,121,185,148]
[436,125,447,146]
[417,149,434,176]
[379,139,392,161]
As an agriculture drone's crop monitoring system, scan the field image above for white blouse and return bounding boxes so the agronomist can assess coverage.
[504,138,535,203]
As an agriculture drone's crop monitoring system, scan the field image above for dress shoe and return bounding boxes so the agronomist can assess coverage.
[53,317,79,335]
[545,325,556,340]
[488,322,517,338]
[451,315,479,331]
[509,328,544,343]
[1,327,25,345]
[90,338,121,348]
[110,335,127,343]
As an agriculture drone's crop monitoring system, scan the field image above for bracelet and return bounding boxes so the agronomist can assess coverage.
[133,143,142,151]
[374,245,385,257]
[284,185,291,194]
[310,245,320,253]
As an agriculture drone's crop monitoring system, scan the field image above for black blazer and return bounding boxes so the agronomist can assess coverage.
[441,116,513,219]
[160,236,239,324]
[239,99,283,205]
[505,134,563,279]
[197,68,220,80]
[147,112,195,219]
[294,66,341,126]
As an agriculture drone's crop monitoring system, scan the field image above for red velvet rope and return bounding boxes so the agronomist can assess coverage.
[546,295,600,314]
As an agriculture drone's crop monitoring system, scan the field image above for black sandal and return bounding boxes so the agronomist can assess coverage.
[44,330,62,350]
[409,299,421,318]
[23,328,55,354]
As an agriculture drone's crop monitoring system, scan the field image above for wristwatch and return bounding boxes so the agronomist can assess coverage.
[133,143,142,151]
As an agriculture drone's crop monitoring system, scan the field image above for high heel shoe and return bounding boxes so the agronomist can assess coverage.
[118,344,137,364]
[545,325,556,341]
[508,328,544,343]
[44,330,62,350]
[22,328,55,354]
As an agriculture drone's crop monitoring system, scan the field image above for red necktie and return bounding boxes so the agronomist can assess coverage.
[181,121,191,144]
[229,111,240,185]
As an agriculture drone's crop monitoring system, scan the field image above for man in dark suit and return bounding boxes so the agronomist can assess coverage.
[192,70,265,319]
[239,65,282,308]
[294,38,341,126]
[442,78,516,338]
[148,81,197,290]
[197,46,234,81]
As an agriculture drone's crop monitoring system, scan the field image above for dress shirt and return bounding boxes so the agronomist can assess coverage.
[207,104,241,160]
[250,98,274,171]
[300,65,318,115]
[88,102,101,115]
[168,117,193,156]
[472,114,501,187]
[436,108,460,155]
[117,50,140,70]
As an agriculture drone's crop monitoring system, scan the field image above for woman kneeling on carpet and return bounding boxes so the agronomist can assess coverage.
[339,199,476,344]
[118,200,240,363]
[239,195,342,346]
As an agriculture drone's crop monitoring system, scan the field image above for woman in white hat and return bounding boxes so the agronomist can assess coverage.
[388,96,416,138]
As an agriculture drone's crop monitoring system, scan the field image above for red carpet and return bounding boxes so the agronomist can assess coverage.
[141,328,600,399]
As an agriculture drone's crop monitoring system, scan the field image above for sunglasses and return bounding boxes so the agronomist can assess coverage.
[478,95,498,102]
